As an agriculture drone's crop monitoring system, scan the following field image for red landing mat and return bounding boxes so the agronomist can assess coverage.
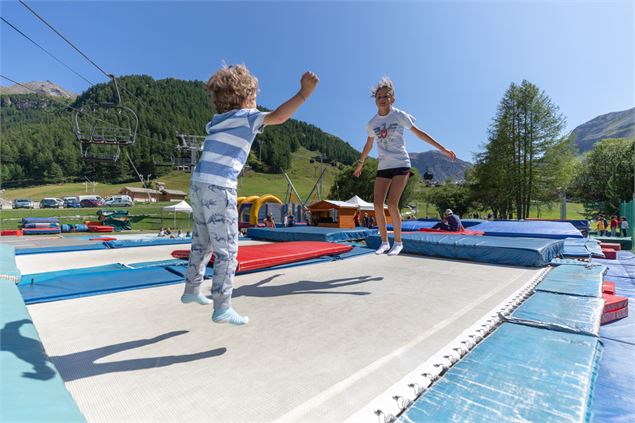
[418,228,485,236]
[172,241,353,273]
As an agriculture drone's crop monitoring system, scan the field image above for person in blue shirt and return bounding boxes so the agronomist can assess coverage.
[180,64,318,326]
[432,209,464,231]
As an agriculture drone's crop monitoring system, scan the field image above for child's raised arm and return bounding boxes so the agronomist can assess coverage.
[264,71,319,126]
[410,125,456,161]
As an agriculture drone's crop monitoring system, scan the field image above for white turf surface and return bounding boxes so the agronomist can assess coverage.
[22,247,541,422]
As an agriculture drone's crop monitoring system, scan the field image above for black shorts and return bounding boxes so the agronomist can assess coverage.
[376,167,414,179]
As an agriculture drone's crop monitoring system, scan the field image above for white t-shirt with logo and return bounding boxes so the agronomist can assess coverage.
[367,107,415,170]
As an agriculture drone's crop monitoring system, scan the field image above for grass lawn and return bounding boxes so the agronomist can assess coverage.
[0,203,193,232]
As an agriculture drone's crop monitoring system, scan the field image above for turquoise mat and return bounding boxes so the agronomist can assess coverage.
[400,323,602,423]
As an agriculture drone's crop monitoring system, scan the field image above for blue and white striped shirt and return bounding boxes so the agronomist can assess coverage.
[191,108,267,189]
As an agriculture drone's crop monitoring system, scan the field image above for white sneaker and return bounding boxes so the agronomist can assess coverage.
[375,242,390,255]
[387,242,403,256]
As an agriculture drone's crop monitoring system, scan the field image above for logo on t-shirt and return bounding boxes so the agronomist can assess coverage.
[374,123,398,147]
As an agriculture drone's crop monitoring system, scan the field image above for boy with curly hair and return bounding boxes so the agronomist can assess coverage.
[181,64,318,325]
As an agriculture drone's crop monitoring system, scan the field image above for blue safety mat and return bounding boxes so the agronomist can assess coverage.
[469,220,583,239]
[561,238,605,259]
[366,233,563,267]
[127,259,186,268]
[18,267,186,304]
[536,264,605,297]
[592,251,635,423]
[415,218,485,228]
[400,323,603,423]
[246,226,377,242]
[15,243,109,255]
[387,220,435,231]
[103,237,191,248]
[1,272,85,421]
[21,217,59,224]
[508,291,604,336]
[550,258,603,267]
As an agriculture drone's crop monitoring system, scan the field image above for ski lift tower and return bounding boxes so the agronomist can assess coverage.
[175,134,205,172]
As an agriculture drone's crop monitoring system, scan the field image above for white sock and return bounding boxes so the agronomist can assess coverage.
[375,242,390,255]
[388,242,403,256]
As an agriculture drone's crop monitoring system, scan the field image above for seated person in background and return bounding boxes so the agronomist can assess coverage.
[432,209,464,231]
[158,227,166,237]
[287,214,295,227]
[177,228,183,238]
[186,231,191,237]
[263,214,276,228]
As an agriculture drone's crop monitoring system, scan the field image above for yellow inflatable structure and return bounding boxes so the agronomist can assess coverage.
[237,195,283,226]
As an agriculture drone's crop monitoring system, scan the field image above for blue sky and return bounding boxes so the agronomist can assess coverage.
[1,0,633,162]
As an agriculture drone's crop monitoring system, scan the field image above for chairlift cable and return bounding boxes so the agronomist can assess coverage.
[1,17,94,86]
[19,0,112,79]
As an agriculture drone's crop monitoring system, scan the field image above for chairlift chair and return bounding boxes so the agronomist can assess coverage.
[72,76,138,162]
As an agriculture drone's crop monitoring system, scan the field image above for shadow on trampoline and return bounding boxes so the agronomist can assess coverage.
[232,274,383,298]
[1,319,57,381]
[50,330,226,381]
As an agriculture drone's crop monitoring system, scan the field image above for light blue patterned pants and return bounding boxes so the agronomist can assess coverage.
[183,181,239,310]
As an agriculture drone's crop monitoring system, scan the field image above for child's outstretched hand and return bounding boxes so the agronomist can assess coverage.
[300,71,319,99]
[353,162,363,177]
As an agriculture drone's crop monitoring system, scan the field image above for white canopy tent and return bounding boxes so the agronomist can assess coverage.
[346,195,387,211]
[161,200,193,228]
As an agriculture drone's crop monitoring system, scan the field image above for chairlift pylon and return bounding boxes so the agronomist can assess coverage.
[72,76,138,162]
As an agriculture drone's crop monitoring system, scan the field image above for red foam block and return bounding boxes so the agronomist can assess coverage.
[601,248,617,260]
[603,293,628,313]
[601,306,629,324]
[602,281,616,295]
[88,225,114,233]
[418,228,485,236]
[172,241,353,273]
[600,242,621,251]
[1,229,23,236]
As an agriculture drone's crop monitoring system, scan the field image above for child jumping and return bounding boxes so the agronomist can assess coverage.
[354,77,455,256]
[181,64,318,325]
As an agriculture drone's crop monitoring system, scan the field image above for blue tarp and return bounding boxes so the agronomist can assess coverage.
[18,267,186,304]
[21,264,129,284]
[508,291,604,336]
[1,260,85,422]
[536,264,605,297]
[366,233,563,267]
[246,226,377,242]
[16,243,109,255]
[400,323,603,423]
[592,251,635,423]
[469,220,583,239]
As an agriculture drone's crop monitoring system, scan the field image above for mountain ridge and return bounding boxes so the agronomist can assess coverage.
[0,80,77,98]
[571,107,635,152]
